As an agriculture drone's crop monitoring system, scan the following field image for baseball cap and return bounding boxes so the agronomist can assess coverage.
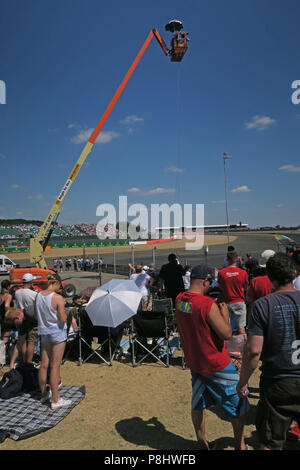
[22,273,35,283]
[143,265,149,271]
[190,265,213,280]
[259,250,275,268]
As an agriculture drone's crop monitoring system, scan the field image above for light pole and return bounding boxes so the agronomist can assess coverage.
[223,152,232,245]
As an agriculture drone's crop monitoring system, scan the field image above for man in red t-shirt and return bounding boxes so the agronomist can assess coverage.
[248,250,274,303]
[248,275,273,302]
[218,251,248,334]
[175,265,250,450]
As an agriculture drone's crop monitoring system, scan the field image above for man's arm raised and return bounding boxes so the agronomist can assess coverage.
[207,302,232,341]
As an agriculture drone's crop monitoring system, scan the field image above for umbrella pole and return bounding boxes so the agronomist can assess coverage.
[130,319,136,367]
[108,328,112,365]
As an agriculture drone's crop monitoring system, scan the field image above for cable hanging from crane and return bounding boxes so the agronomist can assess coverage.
[175,61,182,205]
[163,20,189,205]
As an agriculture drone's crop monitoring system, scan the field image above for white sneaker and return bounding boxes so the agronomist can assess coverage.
[51,398,72,411]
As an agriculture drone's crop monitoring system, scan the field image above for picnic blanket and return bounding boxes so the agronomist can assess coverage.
[0,385,85,442]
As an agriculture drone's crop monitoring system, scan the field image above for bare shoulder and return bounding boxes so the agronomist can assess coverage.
[53,292,63,300]
[52,293,64,306]
[208,301,219,316]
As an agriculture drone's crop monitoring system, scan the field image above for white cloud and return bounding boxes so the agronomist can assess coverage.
[0,153,6,159]
[10,184,22,190]
[128,187,141,193]
[231,185,252,193]
[28,194,44,200]
[16,211,23,216]
[71,128,120,144]
[165,166,184,173]
[70,128,94,144]
[128,187,175,196]
[245,115,276,131]
[279,164,300,172]
[146,187,175,195]
[120,115,144,125]
[276,204,284,208]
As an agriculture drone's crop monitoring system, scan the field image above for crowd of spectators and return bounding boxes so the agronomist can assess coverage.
[51,256,104,272]
[126,245,300,449]
[172,245,300,450]
[1,240,300,449]
[75,224,97,237]
[0,224,83,239]
[0,223,128,240]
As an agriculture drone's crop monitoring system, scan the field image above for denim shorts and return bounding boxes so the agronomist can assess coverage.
[40,329,67,345]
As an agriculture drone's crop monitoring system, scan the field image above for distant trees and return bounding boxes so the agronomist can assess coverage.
[0,218,43,226]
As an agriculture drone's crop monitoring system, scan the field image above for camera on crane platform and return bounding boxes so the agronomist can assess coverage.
[165,19,189,62]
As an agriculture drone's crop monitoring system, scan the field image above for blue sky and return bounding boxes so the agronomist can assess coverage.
[0,0,300,228]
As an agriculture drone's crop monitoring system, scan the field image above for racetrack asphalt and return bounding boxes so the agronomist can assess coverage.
[4,231,297,273]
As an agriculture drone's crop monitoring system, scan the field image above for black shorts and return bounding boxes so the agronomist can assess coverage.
[256,375,300,449]
[17,319,38,343]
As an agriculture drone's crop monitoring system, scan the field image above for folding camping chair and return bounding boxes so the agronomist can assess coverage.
[152,298,173,316]
[152,298,176,336]
[129,310,172,367]
[77,308,124,366]
[152,298,186,369]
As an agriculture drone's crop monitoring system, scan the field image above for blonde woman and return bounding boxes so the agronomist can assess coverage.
[35,274,71,410]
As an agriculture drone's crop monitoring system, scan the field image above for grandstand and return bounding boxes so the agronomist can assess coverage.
[0,226,23,239]
[0,223,89,239]
[75,224,97,236]
[0,222,129,248]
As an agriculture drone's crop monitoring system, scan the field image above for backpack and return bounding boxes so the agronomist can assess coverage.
[16,363,39,393]
[0,369,23,399]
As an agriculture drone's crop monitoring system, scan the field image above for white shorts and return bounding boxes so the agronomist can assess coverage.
[40,329,67,345]
[227,302,247,329]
